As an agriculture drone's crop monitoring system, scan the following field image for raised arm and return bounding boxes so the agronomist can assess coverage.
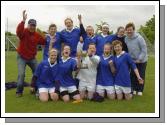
[16,10,27,39]
[49,36,56,51]
[78,14,87,39]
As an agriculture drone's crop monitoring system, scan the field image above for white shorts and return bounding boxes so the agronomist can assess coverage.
[39,87,55,94]
[60,86,77,93]
[96,85,115,94]
[79,81,96,92]
[115,85,131,94]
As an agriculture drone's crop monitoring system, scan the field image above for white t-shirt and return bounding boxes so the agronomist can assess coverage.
[77,55,100,84]
[77,42,84,52]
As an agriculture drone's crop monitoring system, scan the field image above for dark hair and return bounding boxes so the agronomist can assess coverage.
[112,40,123,55]
[49,24,57,30]
[125,22,135,30]
[61,45,71,57]
[104,43,112,48]
[64,18,73,24]
[88,42,96,48]
[116,26,124,34]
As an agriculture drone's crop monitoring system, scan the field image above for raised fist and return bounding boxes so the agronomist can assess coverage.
[23,10,27,22]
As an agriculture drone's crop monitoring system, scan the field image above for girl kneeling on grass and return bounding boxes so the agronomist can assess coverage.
[31,48,59,102]
[112,40,143,100]
[77,43,100,100]
[58,45,82,103]
[96,43,116,100]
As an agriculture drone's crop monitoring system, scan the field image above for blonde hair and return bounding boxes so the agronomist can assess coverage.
[49,48,58,55]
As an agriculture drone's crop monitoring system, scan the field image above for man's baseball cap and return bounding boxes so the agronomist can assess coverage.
[28,19,37,26]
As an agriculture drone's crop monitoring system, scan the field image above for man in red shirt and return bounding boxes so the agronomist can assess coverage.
[16,10,45,97]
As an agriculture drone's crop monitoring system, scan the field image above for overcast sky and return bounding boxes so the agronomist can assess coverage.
[5,5,155,34]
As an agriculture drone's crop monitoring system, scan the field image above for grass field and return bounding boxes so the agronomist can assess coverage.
[5,51,155,113]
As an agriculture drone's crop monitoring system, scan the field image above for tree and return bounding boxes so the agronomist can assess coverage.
[36,27,46,37]
[139,15,155,45]
[5,32,14,36]
[95,21,113,35]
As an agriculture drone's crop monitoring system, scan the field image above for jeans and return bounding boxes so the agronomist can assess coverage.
[16,54,38,94]
[130,62,147,92]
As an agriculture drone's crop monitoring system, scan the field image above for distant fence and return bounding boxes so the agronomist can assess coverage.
[5,36,18,51]
[5,36,42,51]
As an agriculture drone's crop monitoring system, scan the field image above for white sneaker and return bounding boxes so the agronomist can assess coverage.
[137,92,143,96]
[133,91,137,95]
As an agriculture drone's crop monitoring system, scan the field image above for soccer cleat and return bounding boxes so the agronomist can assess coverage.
[137,92,143,96]
[72,99,83,104]
[133,91,137,95]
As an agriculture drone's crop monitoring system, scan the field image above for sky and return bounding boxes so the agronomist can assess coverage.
[5,5,155,34]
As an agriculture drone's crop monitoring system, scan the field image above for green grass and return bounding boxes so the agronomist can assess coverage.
[5,51,155,113]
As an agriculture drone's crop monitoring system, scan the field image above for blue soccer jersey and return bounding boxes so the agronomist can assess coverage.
[113,52,137,87]
[82,35,97,51]
[96,55,114,86]
[58,57,77,87]
[34,59,59,88]
[60,28,81,57]
[79,23,97,51]
[96,34,114,56]
[43,32,62,60]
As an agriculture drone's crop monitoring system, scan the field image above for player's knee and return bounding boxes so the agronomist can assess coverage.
[39,96,48,102]
[98,92,105,97]
[87,91,94,100]
[79,91,86,99]
[73,94,81,100]
[107,93,115,100]
[50,93,59,101]
[62,95,70,102]
[71,90,80,100]
[116,94,123,100]
[125,93,132,100]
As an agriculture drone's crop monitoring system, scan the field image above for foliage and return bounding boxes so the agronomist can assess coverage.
[95,21,113,35]
[138,15,155,45]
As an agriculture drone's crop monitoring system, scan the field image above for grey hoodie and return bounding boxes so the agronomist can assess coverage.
[125,33,148,63]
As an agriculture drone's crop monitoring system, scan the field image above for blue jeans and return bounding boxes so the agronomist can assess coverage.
[16,54,38,94]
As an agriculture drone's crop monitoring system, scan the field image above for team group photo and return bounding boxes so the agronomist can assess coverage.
[4,3,156,113]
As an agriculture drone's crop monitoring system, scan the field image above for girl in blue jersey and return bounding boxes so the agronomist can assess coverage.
[96,24,114,56]
[82,26,97,51]
[78,14,97,51]
[96,43,115,99]
[31,48,59,102]
[60,17,83,57]
[59,45,82,103]
[111,26,128,52]
[43,24,62,60]
[112,40,143,100]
